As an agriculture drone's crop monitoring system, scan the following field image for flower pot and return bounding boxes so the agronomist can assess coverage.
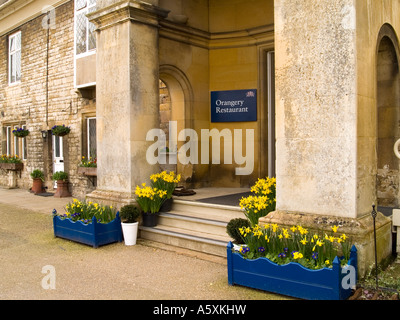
[53,213,123,248]
[160,198,173,212]
[121,222,139,246]
[227,242,358,300]
[54,180,71,198]
[0,163,23,171]
[142,212,159,227]
[31,178,43,195]
[77,167,97,176]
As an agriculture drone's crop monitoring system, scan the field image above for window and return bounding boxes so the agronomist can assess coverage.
[75,0,96,56]
[2,125,27,159]
[8,31,21,84]
[87,117,97,159]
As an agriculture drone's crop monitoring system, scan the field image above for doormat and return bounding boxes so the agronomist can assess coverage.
[196,192,252,206]
[35,192,55,197]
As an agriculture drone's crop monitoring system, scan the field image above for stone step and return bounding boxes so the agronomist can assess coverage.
[158,212,228,237]
[171,199,245,223]
[139,225,229,257]
[137,199,244,257]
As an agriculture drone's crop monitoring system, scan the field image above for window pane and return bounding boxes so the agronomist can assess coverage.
[9,37,14,52]
[88,118,97,158]
[6,127,11,155]
[76,12,87,55]
[88,5,96,51]
[76,0,86,11]
[15,32,21,50]
[22,125,27,160]
[10,54,15,83]
[15,50,21,81]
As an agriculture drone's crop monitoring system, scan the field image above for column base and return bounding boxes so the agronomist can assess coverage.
[259,210,393,277]
[86,189,136,210]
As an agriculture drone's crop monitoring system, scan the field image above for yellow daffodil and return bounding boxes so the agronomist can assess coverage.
[331,225,339,233]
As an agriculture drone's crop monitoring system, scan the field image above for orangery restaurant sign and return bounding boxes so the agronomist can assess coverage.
[211,89,257,122]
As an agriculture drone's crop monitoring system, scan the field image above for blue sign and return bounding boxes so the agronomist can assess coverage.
[211,89,257,122]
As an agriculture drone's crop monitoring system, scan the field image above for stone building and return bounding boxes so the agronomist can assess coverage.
[0,0,398,274]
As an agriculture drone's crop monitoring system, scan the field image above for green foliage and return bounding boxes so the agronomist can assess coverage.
[237,224,352,270]
[226,218,250,243]
[54,199,117,224]
[0,155,22,164]
[52,171,68,181]
[51,125,71,136]
[120,204,140,223]
[30,169,44,182]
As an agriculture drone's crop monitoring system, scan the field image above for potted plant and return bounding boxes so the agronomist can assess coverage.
[239,177,276,226]
[226,218,250,250]
[77,156,97,176]
[227,223,357,300]
[51,125,71,136]
[52,171,71,198]
[52,199,122,248]
[150,171,181,212]
[30,169,44,194]
[135,183,167,227]
[120,204,141,246]
[0,155,23,171]
[12,127,29,138]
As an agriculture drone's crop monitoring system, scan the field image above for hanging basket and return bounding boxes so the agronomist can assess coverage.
[12,127,29,138]
[51,125,71,136]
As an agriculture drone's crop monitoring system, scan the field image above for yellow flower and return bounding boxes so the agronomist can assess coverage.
[325,260,330,265]
[300,237,308,245]
[341,233,347,241]
[331,225,339,233]
[292,252,303,259]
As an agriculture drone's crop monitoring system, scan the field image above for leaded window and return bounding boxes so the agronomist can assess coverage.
[8,31,21,84]
[75,0,96,56]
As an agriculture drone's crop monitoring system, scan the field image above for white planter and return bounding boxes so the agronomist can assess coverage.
[121,222,138,246]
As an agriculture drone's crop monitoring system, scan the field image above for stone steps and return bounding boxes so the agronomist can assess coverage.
[138,199,245,257]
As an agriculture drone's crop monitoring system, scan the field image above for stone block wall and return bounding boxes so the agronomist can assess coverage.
[0,0,96,199]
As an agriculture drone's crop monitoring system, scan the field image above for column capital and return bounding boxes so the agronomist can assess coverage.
[87,1,169,31]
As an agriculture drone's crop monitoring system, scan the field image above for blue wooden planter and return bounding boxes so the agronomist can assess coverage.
[227,242,358,300]
[53,213,123,248]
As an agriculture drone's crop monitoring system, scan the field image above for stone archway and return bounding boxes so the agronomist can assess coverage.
[159,65,194,185]
[376,24,400,207]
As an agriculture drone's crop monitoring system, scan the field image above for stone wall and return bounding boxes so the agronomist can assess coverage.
[0,0,96,199]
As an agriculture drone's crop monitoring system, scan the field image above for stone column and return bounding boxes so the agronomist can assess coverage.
[86,1,169,206]
[263,0,392,276]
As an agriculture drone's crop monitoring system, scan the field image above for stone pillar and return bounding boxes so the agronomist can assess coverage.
[86,1,169,206]
[264,0,392,276]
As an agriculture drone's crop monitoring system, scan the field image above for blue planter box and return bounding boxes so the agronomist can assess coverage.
[53,213,123,248]
[227,242,358,300]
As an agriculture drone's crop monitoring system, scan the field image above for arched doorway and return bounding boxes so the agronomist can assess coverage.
[159,65,194,185]
[376,24,400,207]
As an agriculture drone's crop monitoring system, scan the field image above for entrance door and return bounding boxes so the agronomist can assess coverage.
[53,135,64,187]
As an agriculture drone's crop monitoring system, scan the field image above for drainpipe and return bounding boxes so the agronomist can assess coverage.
[45,11,49,126]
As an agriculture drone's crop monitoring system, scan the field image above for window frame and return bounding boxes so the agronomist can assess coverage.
[2,125,28,160]
[74,0,97,57]
[87,117,97,159]
[8,31,21,85]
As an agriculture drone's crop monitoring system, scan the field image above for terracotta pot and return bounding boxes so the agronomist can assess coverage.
[54,180,71,198]
[31,178,43,195]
